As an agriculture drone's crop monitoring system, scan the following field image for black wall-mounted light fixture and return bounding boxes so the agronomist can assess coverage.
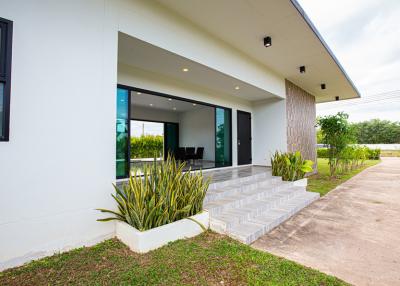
[299,66,306,73]
[335,96,339,101]
[321,83,326,90]
[264,36,272,47]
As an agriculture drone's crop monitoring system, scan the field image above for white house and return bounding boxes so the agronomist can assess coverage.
[0,0,359,270]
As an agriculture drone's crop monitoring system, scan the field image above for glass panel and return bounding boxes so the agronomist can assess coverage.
[0,82,4,138]
[215,107,232,167]
[116,88,129,178]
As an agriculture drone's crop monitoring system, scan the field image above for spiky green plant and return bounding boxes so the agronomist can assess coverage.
[271,151,313,181]
[97,155,210,231]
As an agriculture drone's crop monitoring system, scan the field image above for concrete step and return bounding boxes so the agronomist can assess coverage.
[228,192,319,244]
[204,176,282,203]
[204,181,297,215]
[208,172,273,191]
[209,186,306,232]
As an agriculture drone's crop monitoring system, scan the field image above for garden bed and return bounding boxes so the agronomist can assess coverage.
[116,211,209,253]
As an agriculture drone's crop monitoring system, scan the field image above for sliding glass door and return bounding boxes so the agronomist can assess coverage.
[215,107,232,167]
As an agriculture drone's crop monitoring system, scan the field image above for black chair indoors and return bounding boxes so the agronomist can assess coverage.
[185,147,196,161]
[176,147,186,161]
[194,147,204,161]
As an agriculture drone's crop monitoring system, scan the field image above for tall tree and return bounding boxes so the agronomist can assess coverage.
[351,119,400,144]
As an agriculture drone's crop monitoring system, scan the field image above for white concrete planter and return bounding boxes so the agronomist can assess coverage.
[293,178,308,187]
[116,211,209,253]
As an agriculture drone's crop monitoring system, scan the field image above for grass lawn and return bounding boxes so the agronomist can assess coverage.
[307,158,380,196]
[0,232,348,286]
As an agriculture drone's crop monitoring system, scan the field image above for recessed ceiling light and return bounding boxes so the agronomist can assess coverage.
[192,103,197,106]
[263,36,272,47]
[168,98,172,101]
[136,92,141,95]
[149,103,153,106]
[299,66,306,73]
[182,68,189,72]
[235,86,240,90]
[173,107,177,110]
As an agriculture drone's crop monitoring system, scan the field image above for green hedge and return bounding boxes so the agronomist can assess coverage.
[130,135,163,159]
[317,147,381,160]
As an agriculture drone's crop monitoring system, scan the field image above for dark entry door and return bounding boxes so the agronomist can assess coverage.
[237,111,252,165]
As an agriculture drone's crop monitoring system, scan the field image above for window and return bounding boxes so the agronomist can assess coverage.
[0,17,13,141]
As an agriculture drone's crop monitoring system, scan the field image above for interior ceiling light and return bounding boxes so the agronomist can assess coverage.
[263,36,272,47]
[182,68,189,72]
[235,86,240,90]
[149,103,153,106]
[136,92,141,95]
[321,83,326,90]
[192,103,197,106]
[300,66,306,73]
[168,98,172,101]
[173,107,177,110]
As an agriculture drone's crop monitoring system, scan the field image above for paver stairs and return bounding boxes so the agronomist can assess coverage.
[203,172,319,244]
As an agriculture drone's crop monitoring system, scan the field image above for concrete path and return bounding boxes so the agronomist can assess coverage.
[252,158,400,286]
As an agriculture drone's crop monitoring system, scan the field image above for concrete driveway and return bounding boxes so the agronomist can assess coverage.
[252,157,400,286]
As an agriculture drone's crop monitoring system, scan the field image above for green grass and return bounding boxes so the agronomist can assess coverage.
[0,232,348,286]
[307,158,380,196]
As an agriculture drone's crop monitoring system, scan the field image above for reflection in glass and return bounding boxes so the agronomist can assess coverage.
[116,88,129,178]
[0,82,4,138]
[215,107,232,167]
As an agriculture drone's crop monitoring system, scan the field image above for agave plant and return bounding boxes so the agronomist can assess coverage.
[97,155,210,231]
[271,151,313,181]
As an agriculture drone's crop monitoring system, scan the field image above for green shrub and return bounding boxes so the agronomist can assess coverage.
[271,151,313,181]
[131,135,163,159]
[317,148,329,158]
[97,156,210,231]
[366,148,381,160]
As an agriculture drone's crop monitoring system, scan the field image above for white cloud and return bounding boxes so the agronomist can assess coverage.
[297,0,400,121]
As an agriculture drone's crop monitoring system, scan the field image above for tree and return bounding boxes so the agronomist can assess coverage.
[317,112,353,177]
[351,119,400,144]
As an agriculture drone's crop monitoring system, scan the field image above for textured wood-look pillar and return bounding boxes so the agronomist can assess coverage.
[285,80,317,171]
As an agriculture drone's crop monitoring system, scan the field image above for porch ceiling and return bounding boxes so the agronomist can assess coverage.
[118,33,276,102]
[157,0,361,103]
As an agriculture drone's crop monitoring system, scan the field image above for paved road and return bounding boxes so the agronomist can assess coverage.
[252,157,400,286]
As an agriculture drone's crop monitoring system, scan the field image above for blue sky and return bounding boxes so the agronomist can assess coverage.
[297,0,400,122]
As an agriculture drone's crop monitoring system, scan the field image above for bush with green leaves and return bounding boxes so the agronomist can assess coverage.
[130,135,163,159]
[271,151,314,181]
[366,148,381,160]
[317,112,353,177]
[97,156,210,231]
[318,146,381,161]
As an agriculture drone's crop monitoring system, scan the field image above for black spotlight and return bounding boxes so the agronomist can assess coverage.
[335,96,340,101]
[263,36,272,47]
[321,83,326,90]
[300,66,306,73]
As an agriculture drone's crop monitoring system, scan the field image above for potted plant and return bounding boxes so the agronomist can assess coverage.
[271,151,313,186]
[97,155,210,253]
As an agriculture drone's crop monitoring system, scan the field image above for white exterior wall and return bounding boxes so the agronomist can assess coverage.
[179,107,215,161]
[0,0,287,270]
[252,99,288,166]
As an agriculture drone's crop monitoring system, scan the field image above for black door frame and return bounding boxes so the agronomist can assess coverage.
[237,110,252,165]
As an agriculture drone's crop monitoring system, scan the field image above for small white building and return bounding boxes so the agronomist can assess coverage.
[0,0,359,270]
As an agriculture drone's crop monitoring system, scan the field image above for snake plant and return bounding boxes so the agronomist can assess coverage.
[97,155,210,231]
